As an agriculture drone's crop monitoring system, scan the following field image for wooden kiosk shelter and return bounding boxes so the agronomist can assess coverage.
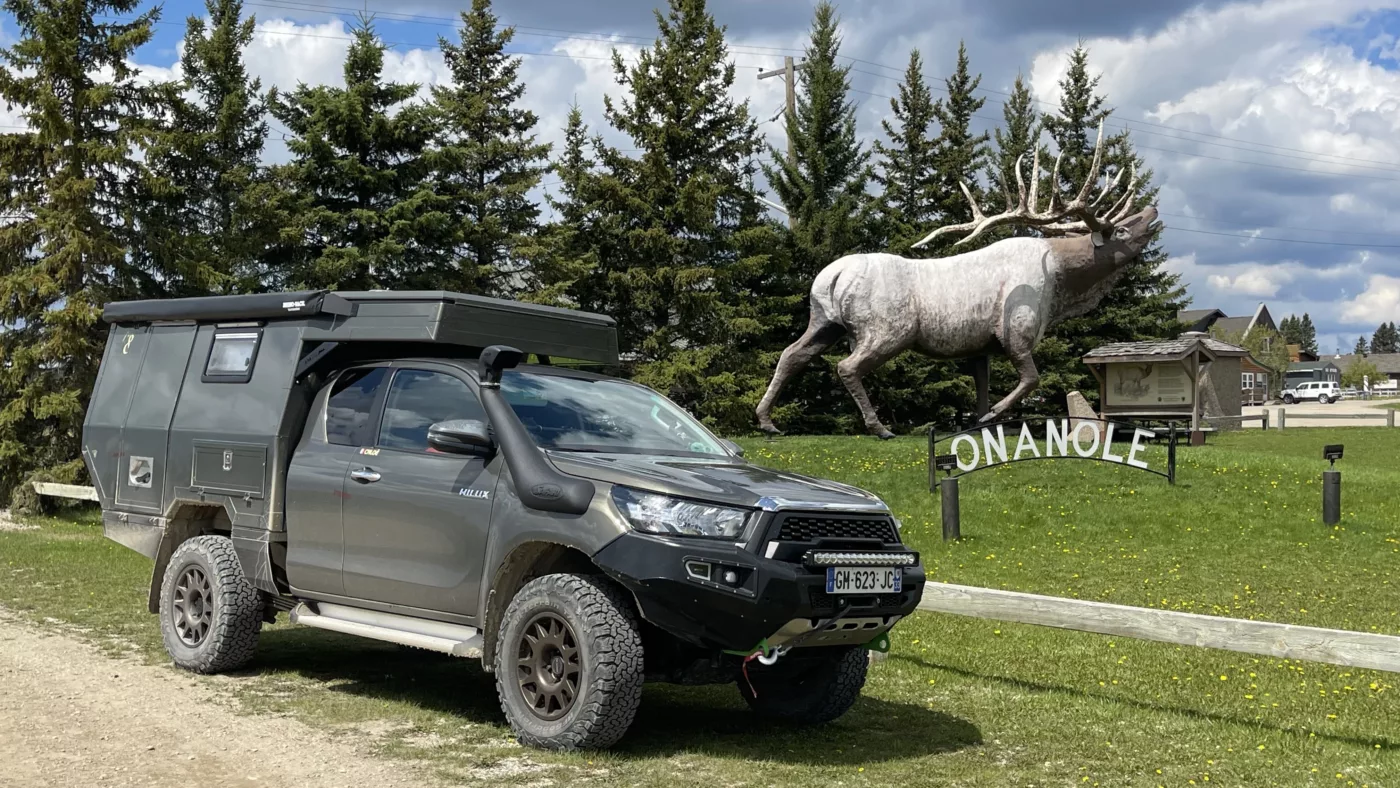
[1082,332,1253,437]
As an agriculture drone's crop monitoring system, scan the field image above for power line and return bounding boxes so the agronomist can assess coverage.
[1164,226,1400,248]
[1159,211,1400,239]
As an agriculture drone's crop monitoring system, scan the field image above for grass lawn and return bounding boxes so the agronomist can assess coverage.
[3,428,1398,787]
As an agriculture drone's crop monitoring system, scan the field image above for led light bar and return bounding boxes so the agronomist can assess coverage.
[805,551,919,568]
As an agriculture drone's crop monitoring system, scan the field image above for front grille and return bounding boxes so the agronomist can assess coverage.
[777,514,898,543]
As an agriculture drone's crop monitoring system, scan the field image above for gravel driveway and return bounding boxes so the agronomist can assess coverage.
[0,613,440,788]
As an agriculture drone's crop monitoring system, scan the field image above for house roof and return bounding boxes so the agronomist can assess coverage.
[1288,361,1339,372]
[1083,335,1251,364]
[1325,353,1400,374]
[1210,316,1254,336]
[1177,308,1223,323]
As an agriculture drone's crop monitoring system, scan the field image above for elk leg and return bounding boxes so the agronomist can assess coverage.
[837,342,903,440]
[756,320,846,434]
[981,310,1041,424]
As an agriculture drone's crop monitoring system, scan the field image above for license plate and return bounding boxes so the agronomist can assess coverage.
[825,566,902,595]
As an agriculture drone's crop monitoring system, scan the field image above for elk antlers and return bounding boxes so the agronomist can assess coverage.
[911,120,1138,249]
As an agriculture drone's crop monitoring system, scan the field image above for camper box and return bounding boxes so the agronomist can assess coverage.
[83,289,619,595]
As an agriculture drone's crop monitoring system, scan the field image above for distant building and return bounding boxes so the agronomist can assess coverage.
[1285,360,1341,388]
[1322,353,1400,385]
[1287,344,1318,363]
[1177,303,1279,403]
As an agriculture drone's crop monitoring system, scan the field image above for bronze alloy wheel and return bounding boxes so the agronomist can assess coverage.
[172,565,215,647]
[515,611,582,721]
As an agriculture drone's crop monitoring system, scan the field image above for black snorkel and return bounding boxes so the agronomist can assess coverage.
[477,345,595,515]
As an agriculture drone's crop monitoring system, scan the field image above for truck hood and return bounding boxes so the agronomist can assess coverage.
[546,451,888,512]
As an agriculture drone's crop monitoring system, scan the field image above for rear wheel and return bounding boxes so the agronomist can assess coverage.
[494,574,644,751]
[1318,393,1330,404]
[738,646,868,724]
[159,535,264,674]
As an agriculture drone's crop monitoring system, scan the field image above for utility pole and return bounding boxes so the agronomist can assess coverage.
[758,56,804,228]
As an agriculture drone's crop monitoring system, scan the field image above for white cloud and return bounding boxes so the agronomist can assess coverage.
[1339,274,1400,324]
[1207,269,1286,297]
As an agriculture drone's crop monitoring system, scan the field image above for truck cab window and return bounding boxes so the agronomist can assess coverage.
[379,369,484,452]
[326,367,387,446]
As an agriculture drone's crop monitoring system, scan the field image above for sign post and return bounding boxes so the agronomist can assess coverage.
[940,476,960,542]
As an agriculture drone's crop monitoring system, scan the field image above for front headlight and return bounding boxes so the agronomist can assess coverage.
[611,486,754,540]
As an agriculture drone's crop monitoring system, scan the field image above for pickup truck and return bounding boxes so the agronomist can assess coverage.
[84,290,924,751]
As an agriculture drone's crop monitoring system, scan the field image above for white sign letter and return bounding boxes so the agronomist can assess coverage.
[1045,419,1069,457]
[951,434,981,472]
[1101,423,1124,463]
[1014,423,1041,460]
[1071,421,1101,458]
[1127,428,1154,469]
[982,426,1009,465]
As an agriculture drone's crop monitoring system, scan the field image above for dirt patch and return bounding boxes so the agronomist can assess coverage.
[0,510,37,533]
[0,613,446,788]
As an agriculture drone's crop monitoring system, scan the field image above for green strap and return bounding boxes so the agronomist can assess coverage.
[723,637,769,658]
[863,632,891,653]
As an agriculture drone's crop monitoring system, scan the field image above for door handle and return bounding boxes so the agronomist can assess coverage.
[350,468,381,484]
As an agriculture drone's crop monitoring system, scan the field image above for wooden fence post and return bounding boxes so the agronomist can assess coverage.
[1278,409,1286,431]
[1388,410,1395,428]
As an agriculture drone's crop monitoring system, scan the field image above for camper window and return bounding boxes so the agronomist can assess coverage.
[204,330,262,383]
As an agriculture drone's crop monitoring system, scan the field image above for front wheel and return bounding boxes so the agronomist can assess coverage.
[494,574,644,751]
[159,535,264,674]
[1283,394,1295,404]
[1318,394,1330,404]
[738,646,869,724]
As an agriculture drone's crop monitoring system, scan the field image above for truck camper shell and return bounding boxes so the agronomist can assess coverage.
[84,289,618,596]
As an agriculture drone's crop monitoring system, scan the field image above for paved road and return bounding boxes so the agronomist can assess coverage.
[0,613,441,788]
[1240,398,1396,429]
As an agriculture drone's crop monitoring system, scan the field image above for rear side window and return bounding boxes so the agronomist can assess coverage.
[326,368,388,446]
[204,330,261,383]
[379,369,484,452]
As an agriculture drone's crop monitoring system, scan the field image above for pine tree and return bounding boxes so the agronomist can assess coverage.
[0,0,161,505]
[871,49,937,255]
[579,0,791,430]
[1299,313,1318,355]
[926,41,990,248]
[267,20,444,291]
[531,104,601,307]
[427,0,550,297]
[1371,321,1398,354]
[987,73,1042,215]
[1355,336,1370,356]
[1032,44,1186,414]
[137,0,271,297]
[761,1,868,274]
[1279,314,1300,346]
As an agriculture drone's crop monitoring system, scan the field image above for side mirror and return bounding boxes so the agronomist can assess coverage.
[721,439,745,457]
[427,419,494,456]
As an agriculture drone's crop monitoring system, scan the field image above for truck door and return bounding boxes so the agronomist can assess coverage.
[339,364,500,619]
[285,365,390,597]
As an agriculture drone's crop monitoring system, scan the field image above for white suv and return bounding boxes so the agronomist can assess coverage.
[1281,380,1342,404]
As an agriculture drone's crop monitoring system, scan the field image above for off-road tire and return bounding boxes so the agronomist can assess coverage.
[738,645,868,724]
[159,535,263,674]
[494,573,643,751]
[1283,394,1295,404]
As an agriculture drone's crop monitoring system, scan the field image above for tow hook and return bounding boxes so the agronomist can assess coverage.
[755,645,789,666]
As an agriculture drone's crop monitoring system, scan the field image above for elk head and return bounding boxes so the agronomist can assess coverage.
[911,120,1161,264]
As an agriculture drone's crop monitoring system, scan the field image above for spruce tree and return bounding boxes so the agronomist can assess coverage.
[267,20,444,291]
[926,41,990,246]
[0,0,160,504]
[1279,314,1300,346]
[1033,44,1186,413]
[1370,322,1398,354]
[580,0,791,430]
[1355,336,1370,356]
[761,1,868,274]
[1299,313,1318,355]
[871,49,938,255]
[428,0,550,297]
[531,105,601,307]
[137,0,271,296]
[987,73,1045,236]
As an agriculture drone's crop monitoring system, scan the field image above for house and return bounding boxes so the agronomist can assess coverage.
[1287,344,1318,363]
[1285,360,1341,388]
[1178,303,1280,403]
[1323,353,1400,387]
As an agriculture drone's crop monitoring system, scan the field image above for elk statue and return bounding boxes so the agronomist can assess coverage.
[756,122,1162,439]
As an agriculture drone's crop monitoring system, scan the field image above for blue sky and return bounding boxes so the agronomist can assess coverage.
[5,0,1400,355]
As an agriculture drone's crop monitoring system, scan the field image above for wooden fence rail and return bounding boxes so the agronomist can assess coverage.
[917,581,1400,674]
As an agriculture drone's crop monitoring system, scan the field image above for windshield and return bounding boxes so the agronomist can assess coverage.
[500,370,729,457]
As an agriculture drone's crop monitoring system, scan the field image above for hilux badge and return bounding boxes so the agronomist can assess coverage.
[458,488,490,499]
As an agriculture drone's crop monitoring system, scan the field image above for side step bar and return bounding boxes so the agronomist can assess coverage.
[289,602,483,658]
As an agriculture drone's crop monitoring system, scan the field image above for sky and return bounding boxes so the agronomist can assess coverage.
[4,0,1400,356]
